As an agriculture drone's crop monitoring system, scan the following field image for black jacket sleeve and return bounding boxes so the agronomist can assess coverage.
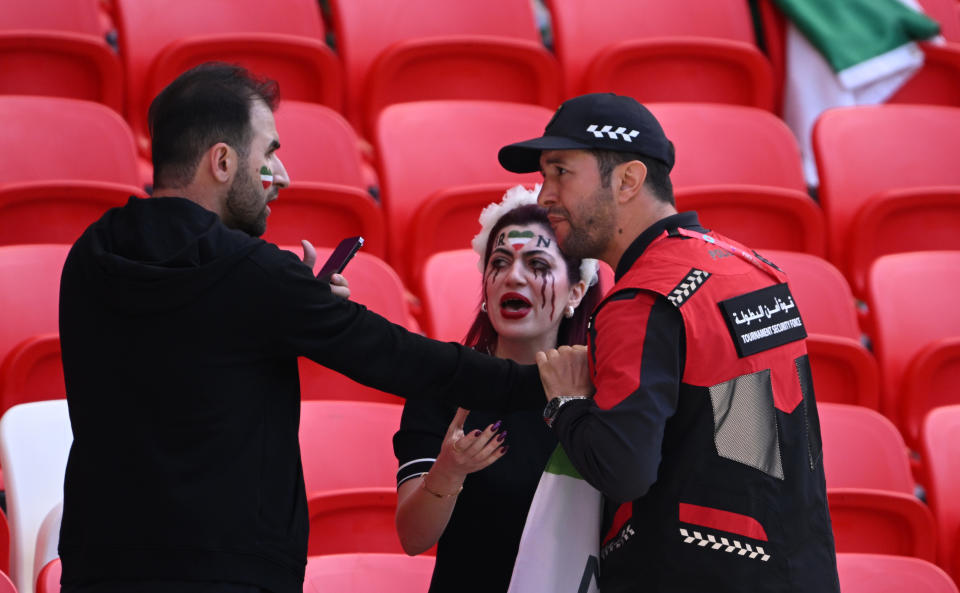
[552,291,684,503]
[256,245,545,411]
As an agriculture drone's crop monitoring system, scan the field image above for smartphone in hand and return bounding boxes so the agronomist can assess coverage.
[316,236,364,283]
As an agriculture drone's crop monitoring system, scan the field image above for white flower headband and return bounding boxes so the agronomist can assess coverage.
[470,184,599,288]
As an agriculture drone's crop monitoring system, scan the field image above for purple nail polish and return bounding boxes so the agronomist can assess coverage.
[496,431,507,442]
[474,430,482,437]
[491,420,502,432]
[500,445,509,454]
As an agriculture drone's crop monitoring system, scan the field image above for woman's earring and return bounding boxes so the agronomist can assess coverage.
[564,305,575,318]
[481,301,488,313]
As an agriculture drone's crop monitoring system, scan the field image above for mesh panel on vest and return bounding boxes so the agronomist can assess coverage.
[708,369,784,480]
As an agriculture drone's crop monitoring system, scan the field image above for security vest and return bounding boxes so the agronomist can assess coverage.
[594,225,840,593]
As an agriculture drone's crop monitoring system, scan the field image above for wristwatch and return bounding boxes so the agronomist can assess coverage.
[543,396,589,428]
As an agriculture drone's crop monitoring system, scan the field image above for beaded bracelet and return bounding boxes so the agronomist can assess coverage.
[421,473,463,498]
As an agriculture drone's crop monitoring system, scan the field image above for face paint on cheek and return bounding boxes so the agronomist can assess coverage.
[260,166,273,190]
[547,272,557,320]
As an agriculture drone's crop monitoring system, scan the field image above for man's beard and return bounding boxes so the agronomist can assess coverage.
[224,164,268,237]
[556,184,616,260]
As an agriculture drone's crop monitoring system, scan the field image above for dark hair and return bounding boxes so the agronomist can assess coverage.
[592,149,675,206]
[148,62,280,189]
[463,203,603,353]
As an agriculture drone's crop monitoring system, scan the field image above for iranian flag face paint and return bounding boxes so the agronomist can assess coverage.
[506,229,535,251]
[260,166,273,190]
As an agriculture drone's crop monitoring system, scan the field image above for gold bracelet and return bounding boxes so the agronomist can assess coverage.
[421,473,463,498]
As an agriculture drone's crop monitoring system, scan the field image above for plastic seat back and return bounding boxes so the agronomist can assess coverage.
[0,246,70,419]
[36,557,60,593]
[867,252,960,444]
[819,403,936,560]
[0,400,73,593]
[298,400,402,495]
[922,406,960,580]
[0,334,64,418]
[837,553,959,593]
[813,105,960,294]
[375,101,548,281]
[648,103,806,191]
[419,249,482,342]
[303,553,435,593]
[114,0,341,155]
[284,245,417,403]
[306,488,409,555]
[819,403,914,493]
[0,0,122,110]
[547,0,773,108]
[327,0,559,131]
[0,96,140,186]
[273,101,366,188]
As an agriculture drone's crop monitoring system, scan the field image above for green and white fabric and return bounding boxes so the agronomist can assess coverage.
[774,0,941,185]
[508,445,602,593]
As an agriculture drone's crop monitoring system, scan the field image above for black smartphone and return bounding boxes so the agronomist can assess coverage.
[316,236,364,282]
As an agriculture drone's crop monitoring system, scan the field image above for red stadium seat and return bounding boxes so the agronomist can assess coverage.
[837,553,959,593]
[298,400,401,495]
[273,101,366,188]
[374,101,549,283]
[262,102,386,256]
[0,246,70,419]
[922,405,960,580]
[263,184,386,259]
[644,103,823,255]
[286,245,417,403]
[0,96,140,187]
[0,0,122,111]
[812,105,960,296]
[889,0,960,107]
[326,0,560,133]
[649,103,806,190]
[418,249,482,342]
[819,403,936,561]
[866,252,960,448]
[902,337,960,456]
[762,250,877,408]
[307,488,406,555]
[113,0,342,156]
[303,553,435,593]
[0,333,64,418]
[0,181,147,246]
[675,185,825,256]
[547,0,774,109]
[36,557,60,593]
[406,182,522,289]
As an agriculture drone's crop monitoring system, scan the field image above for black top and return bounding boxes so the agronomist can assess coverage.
[394,398,557,593]
[58,196,545,593]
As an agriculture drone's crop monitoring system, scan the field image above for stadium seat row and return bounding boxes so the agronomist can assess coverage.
[4,399,960,592]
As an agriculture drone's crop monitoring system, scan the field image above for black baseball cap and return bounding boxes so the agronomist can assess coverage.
[498,93,675,174]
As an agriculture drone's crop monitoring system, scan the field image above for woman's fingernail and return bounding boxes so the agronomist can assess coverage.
[496,431,507,442]
[491,420,502,432]
[500,445,509,454]
[474,430,482,437]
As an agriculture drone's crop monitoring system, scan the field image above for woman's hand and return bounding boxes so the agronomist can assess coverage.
[427,407,507,493]
[328,273,351,299]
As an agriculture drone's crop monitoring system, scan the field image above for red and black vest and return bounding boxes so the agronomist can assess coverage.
[594,227,840,593]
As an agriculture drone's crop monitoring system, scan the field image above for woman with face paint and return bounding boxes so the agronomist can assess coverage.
[392,185,603,592]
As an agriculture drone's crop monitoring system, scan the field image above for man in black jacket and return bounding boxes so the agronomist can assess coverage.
[58,63,546,593]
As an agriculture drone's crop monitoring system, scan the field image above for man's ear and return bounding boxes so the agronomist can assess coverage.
[207,142,236,184]
[615,160,647,204]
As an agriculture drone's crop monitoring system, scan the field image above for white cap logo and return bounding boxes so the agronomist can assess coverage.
[586,124,640,142]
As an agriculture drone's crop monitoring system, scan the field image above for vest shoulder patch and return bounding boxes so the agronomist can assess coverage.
[718,283,807,357]
[667,268,711,307]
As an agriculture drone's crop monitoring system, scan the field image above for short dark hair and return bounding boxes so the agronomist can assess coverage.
[148,62,280,189]
[463,203,603,353]
[592,149,675,206]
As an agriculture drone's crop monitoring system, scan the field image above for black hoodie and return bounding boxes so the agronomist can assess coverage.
[58,197,544,592]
